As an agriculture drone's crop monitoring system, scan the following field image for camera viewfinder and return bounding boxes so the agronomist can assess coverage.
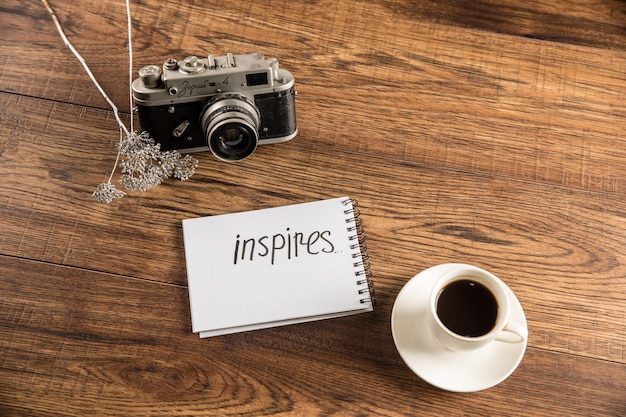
[246,72,269,87]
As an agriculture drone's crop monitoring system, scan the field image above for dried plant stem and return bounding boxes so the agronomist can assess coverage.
[109,128,124,183]
[43,0,198,203]
[41,0,130,138]
[125,0,134,133]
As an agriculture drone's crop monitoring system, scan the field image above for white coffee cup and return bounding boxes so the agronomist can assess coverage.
[427,264,527,352]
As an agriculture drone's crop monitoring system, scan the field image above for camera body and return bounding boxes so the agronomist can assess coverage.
[132,52,297,161]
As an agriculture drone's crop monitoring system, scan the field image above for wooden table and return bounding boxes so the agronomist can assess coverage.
[1,0,625,415]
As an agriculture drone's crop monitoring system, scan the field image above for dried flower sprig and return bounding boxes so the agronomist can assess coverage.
[42,0,198,203]
[117,131,198,192]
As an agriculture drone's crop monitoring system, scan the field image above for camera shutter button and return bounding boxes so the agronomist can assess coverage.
[180,56,206,74]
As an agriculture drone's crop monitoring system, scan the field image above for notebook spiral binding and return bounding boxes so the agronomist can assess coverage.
[343,198,375,306]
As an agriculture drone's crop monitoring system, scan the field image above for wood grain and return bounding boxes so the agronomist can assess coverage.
[1,256,625,417]
[1,0,626,415]
[3,0,626,194]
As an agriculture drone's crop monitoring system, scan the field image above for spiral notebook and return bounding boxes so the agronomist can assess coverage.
[182,197,374,338]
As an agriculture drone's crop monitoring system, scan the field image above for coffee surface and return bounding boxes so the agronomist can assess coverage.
[436,279,498,337]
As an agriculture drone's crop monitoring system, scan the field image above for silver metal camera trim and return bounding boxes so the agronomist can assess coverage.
[132,53,295,107]
[171,129,298,155]
[131,52,297,154]
[201,95,261,162]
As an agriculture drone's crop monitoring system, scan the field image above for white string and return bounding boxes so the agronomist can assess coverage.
[41,0,131,138]
[108,128,124,183]
[126,0,134,133]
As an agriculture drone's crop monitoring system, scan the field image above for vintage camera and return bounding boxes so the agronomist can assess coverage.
[132,52,297,161]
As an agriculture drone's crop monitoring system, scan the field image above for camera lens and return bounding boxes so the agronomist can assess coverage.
[201,94,260,162]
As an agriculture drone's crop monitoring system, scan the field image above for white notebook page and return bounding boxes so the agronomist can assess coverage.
[182,197,372,337]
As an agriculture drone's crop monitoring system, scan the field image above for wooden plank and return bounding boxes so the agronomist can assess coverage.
[383,0,626,50]
[1,1,626,415]
[2,1,626,193]
[1,93,625,366]
[0,255,624,417]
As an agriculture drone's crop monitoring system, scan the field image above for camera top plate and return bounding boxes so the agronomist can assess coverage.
[132,53,295,106]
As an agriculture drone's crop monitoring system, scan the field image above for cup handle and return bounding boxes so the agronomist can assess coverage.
[495,321,527,344]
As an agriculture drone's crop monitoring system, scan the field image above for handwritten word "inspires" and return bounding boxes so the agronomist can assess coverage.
[233,228,335,265]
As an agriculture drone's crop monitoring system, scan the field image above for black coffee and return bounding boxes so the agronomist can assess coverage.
[436,279,498,337]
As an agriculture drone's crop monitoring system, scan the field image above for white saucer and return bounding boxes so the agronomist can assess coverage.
[391,264,527,392]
